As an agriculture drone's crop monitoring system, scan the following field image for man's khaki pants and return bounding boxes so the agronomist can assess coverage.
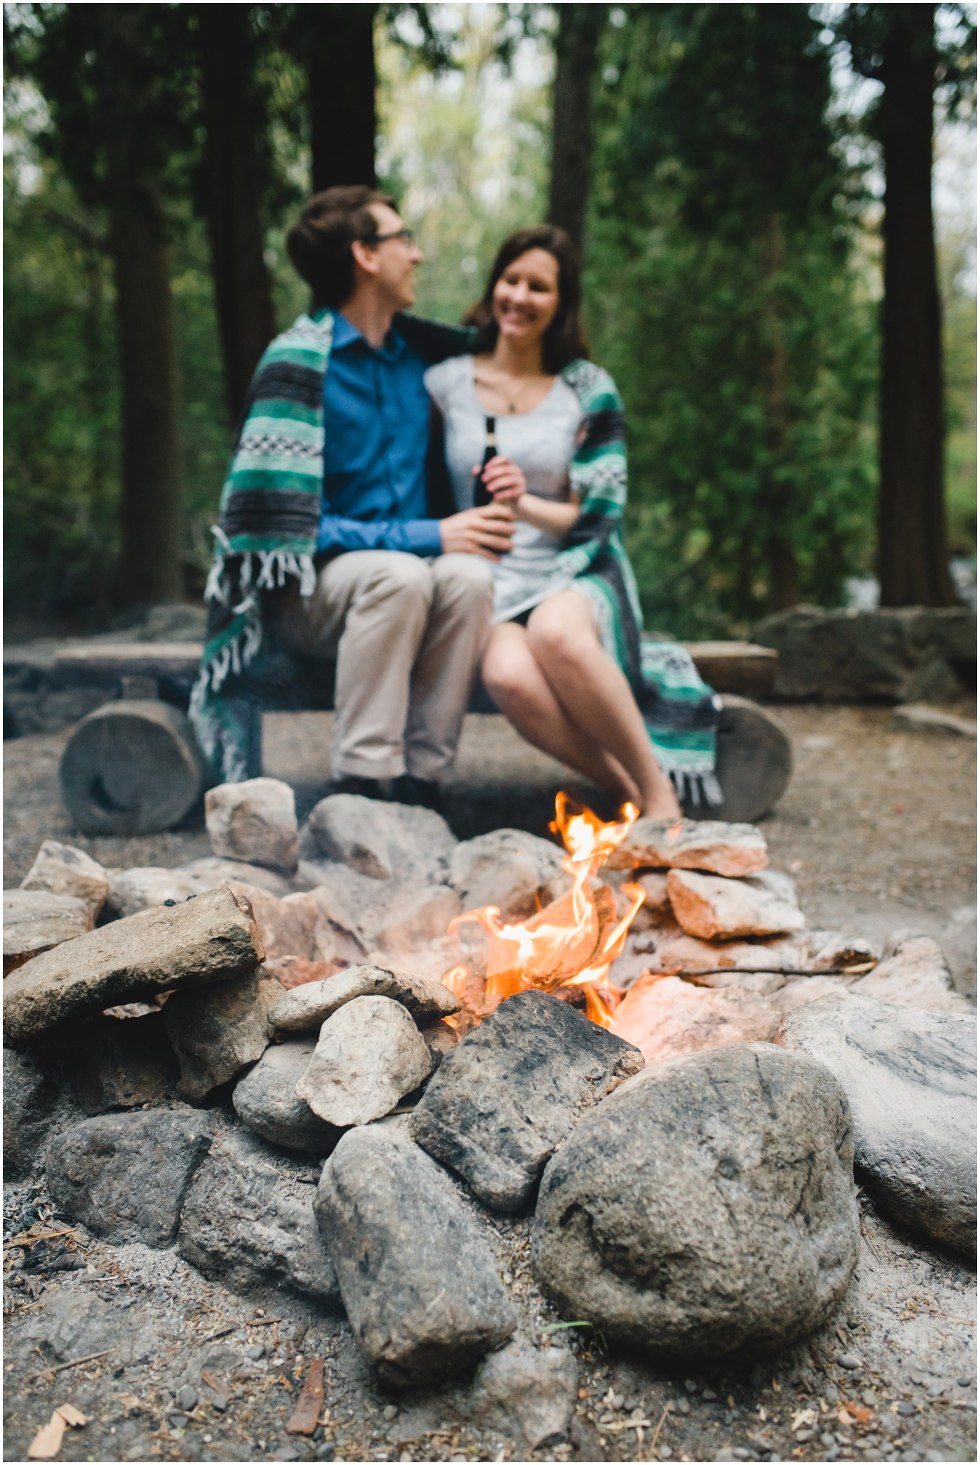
[278,550,493,781]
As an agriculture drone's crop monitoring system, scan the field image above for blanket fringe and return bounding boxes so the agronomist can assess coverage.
[670,769,724,808]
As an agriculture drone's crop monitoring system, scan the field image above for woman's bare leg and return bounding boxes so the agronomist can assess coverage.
[482,623,639,803]
[525,592,682,820]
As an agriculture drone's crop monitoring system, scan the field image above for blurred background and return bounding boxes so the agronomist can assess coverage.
[3,2,976,639]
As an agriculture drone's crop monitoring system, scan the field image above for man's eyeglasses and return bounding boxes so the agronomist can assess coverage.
[362,227,416,247]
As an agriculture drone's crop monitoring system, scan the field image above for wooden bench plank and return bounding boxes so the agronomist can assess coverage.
[51,640,778,699]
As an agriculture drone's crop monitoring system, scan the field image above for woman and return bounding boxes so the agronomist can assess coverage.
[425,226,719,819]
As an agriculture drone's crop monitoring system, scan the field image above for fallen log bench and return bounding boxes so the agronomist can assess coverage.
[52,639,790,834]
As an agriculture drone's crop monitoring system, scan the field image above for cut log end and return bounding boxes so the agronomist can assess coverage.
[685,695,793,825]
[59,700,206,835]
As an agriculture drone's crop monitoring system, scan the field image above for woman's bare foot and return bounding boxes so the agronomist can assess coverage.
[639,777,683,822]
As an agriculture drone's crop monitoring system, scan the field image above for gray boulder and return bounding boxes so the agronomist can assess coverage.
[776,993,977,1254]
[177,1129,340,1306]
[314,1126,516,1387]
[45,1108,215,1247]
[163,971,282,1102]
[232,1038,339,1155]
[532,1042,860,1361]
[295,995,433,1126]
[752,605,975,703]
[305,794,456,883]
[410,990,644,1212]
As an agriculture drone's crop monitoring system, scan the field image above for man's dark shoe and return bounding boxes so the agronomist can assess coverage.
[325,774,390,801]
[391,774,443,812]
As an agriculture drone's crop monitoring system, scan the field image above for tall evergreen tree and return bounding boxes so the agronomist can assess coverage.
[547,5,605,256]
[839,4,975,606]
[587,5,876,632]
[6,2,193,605]
[193,5,277,427]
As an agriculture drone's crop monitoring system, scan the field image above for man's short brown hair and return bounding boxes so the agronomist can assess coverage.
[286,185,398,308]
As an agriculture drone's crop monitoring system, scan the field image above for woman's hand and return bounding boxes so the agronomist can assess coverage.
[474,454,526,506]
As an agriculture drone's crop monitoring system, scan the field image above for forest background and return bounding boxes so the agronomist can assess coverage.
[3,2,977,640]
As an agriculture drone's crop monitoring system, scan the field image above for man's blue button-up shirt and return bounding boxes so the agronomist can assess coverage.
[317,311,442,557]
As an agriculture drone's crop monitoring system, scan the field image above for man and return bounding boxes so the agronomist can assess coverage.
[191,186,514,806]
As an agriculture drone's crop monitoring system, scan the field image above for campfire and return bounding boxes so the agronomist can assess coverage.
[442,793,654,1030]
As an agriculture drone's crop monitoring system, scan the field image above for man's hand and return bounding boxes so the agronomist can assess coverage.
[439,503,515,559]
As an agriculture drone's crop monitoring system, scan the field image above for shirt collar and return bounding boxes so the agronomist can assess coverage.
[331,310,405,360]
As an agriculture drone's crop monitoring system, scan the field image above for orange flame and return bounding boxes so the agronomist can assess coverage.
[444,793,646,1028]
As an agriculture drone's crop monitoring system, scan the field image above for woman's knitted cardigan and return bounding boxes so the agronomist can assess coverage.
[190,311,720,802]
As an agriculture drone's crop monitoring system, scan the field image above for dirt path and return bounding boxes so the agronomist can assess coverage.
[3,702,976,1463]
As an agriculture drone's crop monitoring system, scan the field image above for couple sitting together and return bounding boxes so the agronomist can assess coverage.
[191,185,720,820]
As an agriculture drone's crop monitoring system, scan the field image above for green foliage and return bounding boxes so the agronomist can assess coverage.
[586,4,878,635]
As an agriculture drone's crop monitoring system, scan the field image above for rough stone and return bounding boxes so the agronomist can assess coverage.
[410,990,644,1212]
[630,871,672,929]
[667,868,806,940]
[376,883,462,955]
[203,778,296,873]
[850,932,973,1013]
[302,866,394,960]
[163,971,282,1102]
[177,1128,340,1305]
[611,974,781,1062]
[305,794,456,883]
[608,818,769,877]
[313,1126,516,1387]
[232,1038,339,1155]
[17,1289,163,1366]
[264,955,345,990]
[295,995,433,1126]
[3,1049,65,1178]
[179,856,292,896]
[270,964,460,1034]
[532,1042,860,1361]
[752,605,975,703]
[3,888,91,974]
[230,885,319,962]
[20,840,109,921]
[45,1107,215,1247]
[470,1340,578,1450]
[3,887,264,1043]
[776,993,977,1254]
[104,867,204,919]
[891,703,977,739]
[449,829,566,917]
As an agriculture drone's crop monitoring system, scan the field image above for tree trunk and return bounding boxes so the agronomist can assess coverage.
[877,5,954,606]
[99,8,184,606]
[308,7,377,192]
[196,6,277,427]
[547,5,604,256]
[761,211,798,610]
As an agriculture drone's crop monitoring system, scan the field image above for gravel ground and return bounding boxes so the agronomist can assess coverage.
[3,701,977,1463]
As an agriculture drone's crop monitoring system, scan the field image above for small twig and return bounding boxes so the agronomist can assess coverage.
[649,1403,671,1453]
[4,1227,85,1251]
[34,1349,110,1382]
[200,1316,282,1344]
